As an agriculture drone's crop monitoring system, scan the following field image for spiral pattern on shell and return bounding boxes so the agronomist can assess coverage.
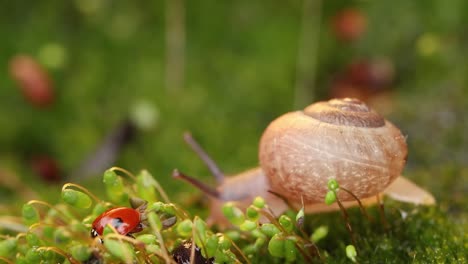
[259,98,408,203]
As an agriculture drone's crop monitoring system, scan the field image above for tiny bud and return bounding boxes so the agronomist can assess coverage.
[252,196,265,208]
[176,219,193,238]
[246,205,260,221]
[148,201,164,212]
[61,189,92,209]
[260,223,280,237]
[279,215,294,232]
[218,235,231,250]
[311,225,329,243]
[346,244,357,262]
[325,190,337,205]
[240,220,257,232]
[295,207,305,229]
[22,204,40,225]
[327,178,339,191]
[222,202,245,226]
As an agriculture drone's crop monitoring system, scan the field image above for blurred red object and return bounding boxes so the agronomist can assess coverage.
[30,155,61,182]
[345,59,394,88]
[330,58,395,106]
[9,55,54,108]
[331,8,367,42]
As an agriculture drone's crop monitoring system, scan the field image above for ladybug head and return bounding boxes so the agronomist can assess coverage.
[91,228,103,243]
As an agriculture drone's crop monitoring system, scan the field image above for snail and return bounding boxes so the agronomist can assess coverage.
[173,98,435,226]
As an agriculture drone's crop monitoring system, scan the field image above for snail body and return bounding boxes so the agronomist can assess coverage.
[175,98,434,225]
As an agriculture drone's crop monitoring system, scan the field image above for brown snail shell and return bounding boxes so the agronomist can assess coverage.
[259,98,407,203]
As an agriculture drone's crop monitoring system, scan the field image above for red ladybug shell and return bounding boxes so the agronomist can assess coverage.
[91,207,142,238]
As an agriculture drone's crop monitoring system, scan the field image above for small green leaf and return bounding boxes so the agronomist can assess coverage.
[311,225,329,243]
[0,238,17,257]
[284,238,297,262]
[325,190,337,205]
[26,233,42,247]
[240,220,257,232]
[204,235,219,258]
[136,234,157,245]
[260,223,280,237]
[279,215,294,232]
[268,233,285,258]
[103,170,127,204]
[54,227,71,244]
[346,244,357,262]
[176,219,193,238]
[146,244,160,254]
[218,234,231,250]
[42,226,55,239]
[92,203,107,216]
[193,217,208,246]
[61,189,92,209]
[148,201,164,212]
[222,202,245,226]
[147,212,162,231]
[24,248,41,262]
[224,230,240,241]
[69,244,92,262]
[104,239,135,263]
[254,237,266,248]
[22,204,40,225]
[103,170,119,186]
[70,221,88,233]
[136,170,157,202]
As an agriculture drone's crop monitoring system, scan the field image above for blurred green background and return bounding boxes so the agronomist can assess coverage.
[0,0,466,231]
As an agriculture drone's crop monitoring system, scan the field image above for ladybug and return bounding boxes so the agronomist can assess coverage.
[91,204,146,242]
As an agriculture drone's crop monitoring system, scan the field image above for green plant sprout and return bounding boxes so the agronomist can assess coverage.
[0,168,242,263]
[0,168,464,263]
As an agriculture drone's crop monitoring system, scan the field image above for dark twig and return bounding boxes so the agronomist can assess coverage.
[172,169,220,199]
[183,132,225,184]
